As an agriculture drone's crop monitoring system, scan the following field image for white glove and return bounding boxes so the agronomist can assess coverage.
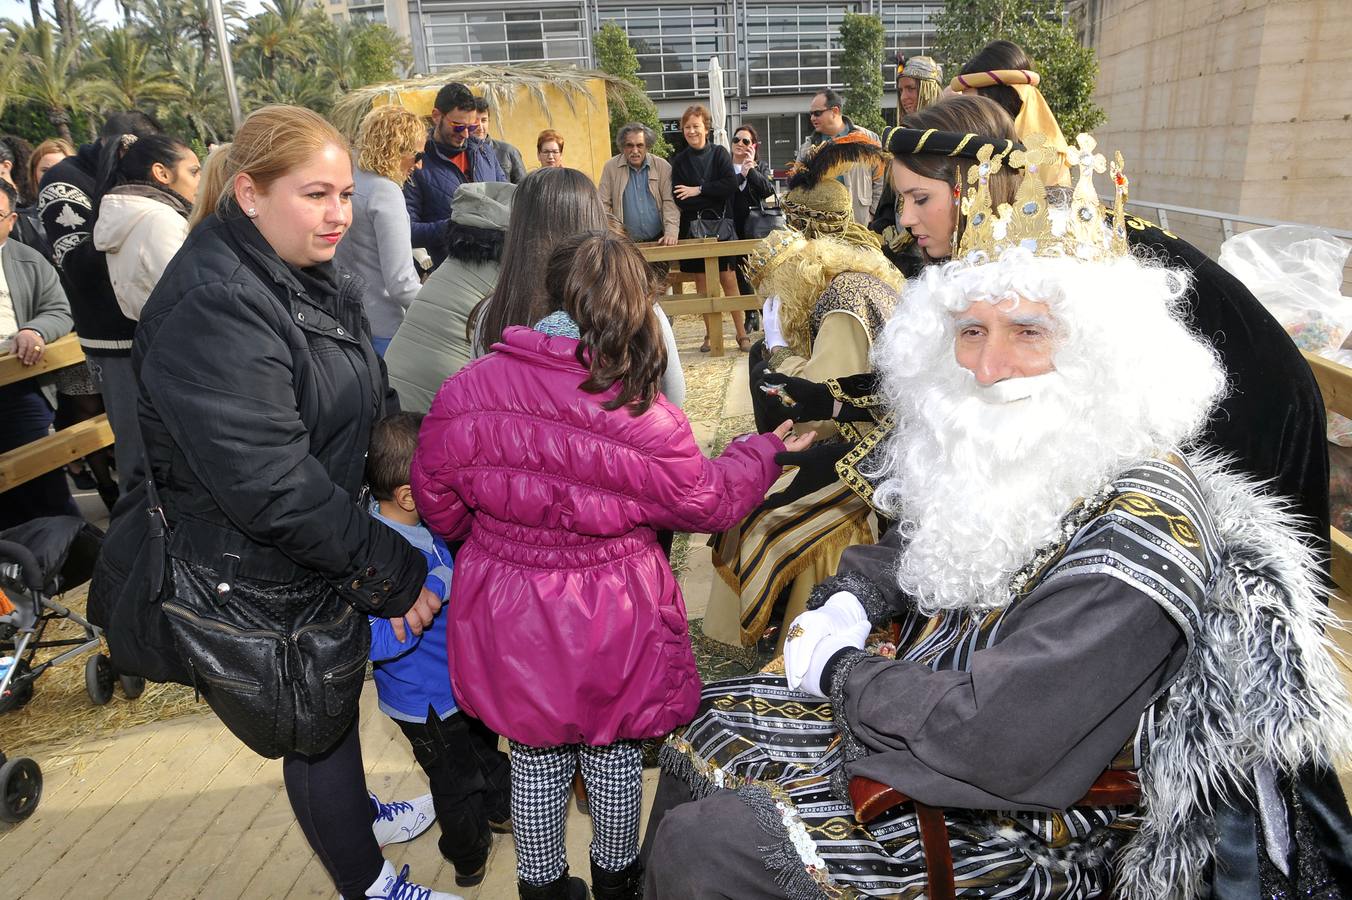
[762,295,786,350]
[784,591,870,695]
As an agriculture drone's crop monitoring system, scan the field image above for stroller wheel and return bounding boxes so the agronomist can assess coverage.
[0,659,35,714]
[118,673,145,700]
[85,654,115,706]
[0,755,42,822]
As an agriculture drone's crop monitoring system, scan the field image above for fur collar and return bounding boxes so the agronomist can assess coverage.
[1116,453,1352,898]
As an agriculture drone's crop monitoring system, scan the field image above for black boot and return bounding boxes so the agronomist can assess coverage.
[518,869,589,900]
[590,858,643,900]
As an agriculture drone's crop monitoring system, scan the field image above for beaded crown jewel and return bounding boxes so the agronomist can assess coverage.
[956,131,1131,261]
[744,228,808,286]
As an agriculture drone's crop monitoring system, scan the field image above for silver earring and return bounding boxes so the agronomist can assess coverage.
[246,207,257,218]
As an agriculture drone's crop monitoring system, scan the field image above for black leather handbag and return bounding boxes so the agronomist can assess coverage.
[743,194,786,239]
[689,207,737,242]
[91,422,368,759]
[89,434,192,687]
[162,561,368,759]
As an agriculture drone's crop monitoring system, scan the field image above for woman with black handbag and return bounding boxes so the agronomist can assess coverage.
[729,125,778,330]
[670,105,749,352]
[123,105,451,900]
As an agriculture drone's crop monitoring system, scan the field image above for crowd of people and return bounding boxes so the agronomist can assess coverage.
[1,35,1350,900]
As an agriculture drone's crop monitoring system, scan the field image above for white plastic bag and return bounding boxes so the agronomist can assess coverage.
[1219,225,1352,445]
[1218,225,1352,352]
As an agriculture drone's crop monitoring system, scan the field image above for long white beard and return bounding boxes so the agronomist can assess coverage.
[875,364,1140,615]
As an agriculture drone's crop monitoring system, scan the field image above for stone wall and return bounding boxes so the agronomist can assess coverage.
[1084,0,1352,230]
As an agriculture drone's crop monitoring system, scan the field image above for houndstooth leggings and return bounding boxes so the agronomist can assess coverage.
[509,739,643,886]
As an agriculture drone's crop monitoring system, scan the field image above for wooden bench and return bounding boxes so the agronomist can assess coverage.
[0,333,114,493]
[639,237,765,357]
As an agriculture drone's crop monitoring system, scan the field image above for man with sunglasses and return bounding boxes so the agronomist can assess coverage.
[792,88,882,226]
[598,123,680,247]
[405,81,507,271]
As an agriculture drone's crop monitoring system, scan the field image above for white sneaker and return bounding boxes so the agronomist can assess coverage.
[361,860,464,900]
[370,791,436,847]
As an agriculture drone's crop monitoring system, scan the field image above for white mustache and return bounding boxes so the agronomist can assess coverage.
[972,371,1063,404]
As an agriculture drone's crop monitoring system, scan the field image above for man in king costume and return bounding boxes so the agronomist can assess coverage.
[646,139,1352,898]
[702,142,902,651]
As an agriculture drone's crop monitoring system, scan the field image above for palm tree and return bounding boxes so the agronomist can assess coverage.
[0,30,28,119]
[168,44,228,143]
[130,0,187,67]
[14,22,113,141]
[237,9,312,81]
[317,21,359,92]
[179,0,245,61]
[98,27,186,111]
[245,64,333,111]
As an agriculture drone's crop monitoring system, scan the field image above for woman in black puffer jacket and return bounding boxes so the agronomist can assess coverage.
[125,106,446,899]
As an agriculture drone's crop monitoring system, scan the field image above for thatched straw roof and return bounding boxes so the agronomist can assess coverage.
[330,62,642,140]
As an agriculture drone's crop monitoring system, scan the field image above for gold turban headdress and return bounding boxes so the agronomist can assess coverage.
[898,56,943,112]
[948,69,1070,185]
[781,140,886,250]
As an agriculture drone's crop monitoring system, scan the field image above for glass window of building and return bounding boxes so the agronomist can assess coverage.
[882,2,941,88]
[743,3,852,94]
[422,5,588,69]
[736,114,806,174]
[596,4,733,100]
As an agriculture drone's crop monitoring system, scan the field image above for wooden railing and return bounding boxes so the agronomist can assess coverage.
[639,237,765,357]
[0,333,114,493]
[1302,350,1352,594]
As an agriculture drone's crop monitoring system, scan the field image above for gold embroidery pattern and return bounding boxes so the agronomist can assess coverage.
[809,272,898,345]
[712,694,834,722]
[1109,492,1201,548]
[806,816,862,842]
[835,412,895,507]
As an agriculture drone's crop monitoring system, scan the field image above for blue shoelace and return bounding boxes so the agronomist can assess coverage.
[386,864,432,900]
[373,796,414,822]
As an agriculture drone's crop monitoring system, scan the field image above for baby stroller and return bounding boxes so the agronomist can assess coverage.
[0,516,144,823]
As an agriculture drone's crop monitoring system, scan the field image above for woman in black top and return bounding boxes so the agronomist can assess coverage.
[671,105,748,352]
[729,124,775,328]
[124,105,446,900]
[728,125,774,235]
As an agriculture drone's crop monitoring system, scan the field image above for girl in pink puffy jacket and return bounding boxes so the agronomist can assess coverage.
[412,230,811,900]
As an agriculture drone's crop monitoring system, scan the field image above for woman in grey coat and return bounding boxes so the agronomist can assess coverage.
[335,105,426,356]
[385,181,515,413]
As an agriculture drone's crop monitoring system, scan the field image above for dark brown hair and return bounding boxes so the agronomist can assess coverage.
[959,40,1034,120]
[733,124,759,144]
[545,230,666,416]
[366,411,424,500]
[472,167,608,353]
[895,95,1020,258]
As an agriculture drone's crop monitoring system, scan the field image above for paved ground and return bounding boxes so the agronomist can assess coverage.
[4,316,1352,899]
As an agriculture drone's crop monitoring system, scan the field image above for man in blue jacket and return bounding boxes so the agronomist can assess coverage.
[405,82,507,271]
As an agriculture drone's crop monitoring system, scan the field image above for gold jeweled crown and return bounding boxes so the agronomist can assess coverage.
[744,228,808,287]
[954,132,1130,261]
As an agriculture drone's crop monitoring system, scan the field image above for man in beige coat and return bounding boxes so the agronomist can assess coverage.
[597,123,679,246]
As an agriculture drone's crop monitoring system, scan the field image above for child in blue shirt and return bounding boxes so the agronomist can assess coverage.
[366,412,512,889]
